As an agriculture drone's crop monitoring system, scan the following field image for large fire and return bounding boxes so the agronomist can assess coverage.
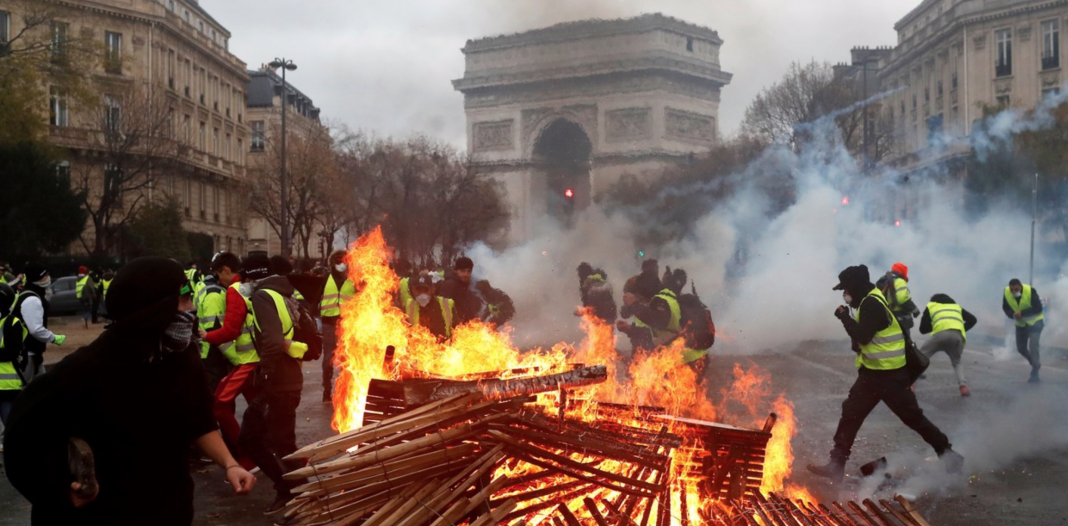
[329,227,806,523]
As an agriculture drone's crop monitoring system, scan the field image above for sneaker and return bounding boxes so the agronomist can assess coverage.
[1028,373,1041,384]
[806,458,846,483]
[264,493,291,516]
[959,385,971,397]
[940,448,964,474]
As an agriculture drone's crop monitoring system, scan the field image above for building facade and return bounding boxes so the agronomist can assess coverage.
[876,0,1068,165]
[244,66,327,260]
[0,0,249,257]
[454,14,732,239]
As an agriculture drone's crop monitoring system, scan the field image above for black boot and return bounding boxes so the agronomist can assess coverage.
[806,457,846,483]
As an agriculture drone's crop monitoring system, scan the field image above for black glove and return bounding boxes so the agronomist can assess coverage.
[834,305,850,320]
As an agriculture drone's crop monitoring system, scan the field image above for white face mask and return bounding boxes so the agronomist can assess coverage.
[1012,291,1022,299]
[35,276,52,289]
[416,294,431,307]
[335,263,347,273]
[238,283,253,298]
[843,292,853,305]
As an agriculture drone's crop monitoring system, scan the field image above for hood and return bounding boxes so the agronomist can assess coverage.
[254,275,295,296]
[106,257,184,337]
[930,293,956,304]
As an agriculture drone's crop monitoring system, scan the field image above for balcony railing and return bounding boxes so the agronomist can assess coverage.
[1042,54,1060,70]
[995,63,1012,77]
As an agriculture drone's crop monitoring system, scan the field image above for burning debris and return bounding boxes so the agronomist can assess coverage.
[285,227,934,525]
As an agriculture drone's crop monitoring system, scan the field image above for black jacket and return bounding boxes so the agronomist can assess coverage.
[919,294,978,335]
[1002,287,1044,320]
[579,275,617,324]
[479,285,515,326]
[251,276,303,393]
[3,260,216,525]
[625,290,676,333]
[438,276,482,325]
[838,286,892,349]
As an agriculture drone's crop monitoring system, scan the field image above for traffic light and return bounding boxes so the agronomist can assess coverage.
[638,250,646,258]
[564,188,574,199]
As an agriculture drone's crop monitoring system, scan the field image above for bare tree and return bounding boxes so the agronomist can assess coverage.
[74,84,190,256]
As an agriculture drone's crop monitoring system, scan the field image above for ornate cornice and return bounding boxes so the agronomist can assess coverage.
[454,54,732,92]
[463,13,722,53]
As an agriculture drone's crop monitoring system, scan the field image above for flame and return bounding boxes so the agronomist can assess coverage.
[331,226,810,523]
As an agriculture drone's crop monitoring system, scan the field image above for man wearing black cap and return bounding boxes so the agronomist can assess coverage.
[808,264,962,483]
[438,257,482,325]
[13,263,66,383]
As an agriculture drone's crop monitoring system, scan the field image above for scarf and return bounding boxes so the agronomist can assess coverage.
[160,311,198,355]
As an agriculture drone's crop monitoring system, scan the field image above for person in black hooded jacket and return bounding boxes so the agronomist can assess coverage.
[3,257,255,526]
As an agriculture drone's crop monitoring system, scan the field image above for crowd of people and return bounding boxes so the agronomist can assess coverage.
[0,253,1051,521]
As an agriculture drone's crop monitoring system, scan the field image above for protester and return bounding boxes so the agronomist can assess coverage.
[617,276,654,353]
[406,275,455,339]
[918,294,978,396]
[13,263,64,383]
[576,262,617,324]
[3,257,255,525]
[1002,278,1045,383]
[475,279,515,327]
[0,282,27,452]
[438,257,482,324]
[75,266,96,329]
[319,249,355,404]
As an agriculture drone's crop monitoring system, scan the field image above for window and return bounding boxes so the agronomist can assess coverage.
[995,28,1012,77]
[51,22,68,60]
[104,165,123,206]
[167,49,175,88]
[937,80,943,98]
[199,68,205,104]
[926,113,944,142]
[250,121,265,151]
[237,139,244,164]
[924,86,930,102]
[167,0,175,12]
[213,127,219,155]
[199,121,205,150]
[56,161,71,183]
[686,38,693,52]
[183,179,191,216]
[105,31,122,73]
[951,71,958,90]
[183,8,189,23]
[1042,87,1061,99]
[1042,20,1060,70]
[197,19,203,33]
[104,95,121,133]
[225,133,231,160]
[183,114,191,143]
[199,182,206,218]
[49,88,69,127]
[184,60,191,96]
[0,10,10,44]
[996,94,1010,108]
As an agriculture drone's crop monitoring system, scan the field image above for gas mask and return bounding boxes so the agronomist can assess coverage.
[1013,291,1023,299]
[335,263,348,273]
[416,294,431,308]
[842,292,853,305]
[238,283,253,298]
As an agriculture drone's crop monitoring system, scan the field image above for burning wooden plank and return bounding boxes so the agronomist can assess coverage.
[402,364,608,406]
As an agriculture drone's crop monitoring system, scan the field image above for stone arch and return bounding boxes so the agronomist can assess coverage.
[530,118,593,225]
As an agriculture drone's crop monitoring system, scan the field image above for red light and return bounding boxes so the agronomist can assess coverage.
[564,188,574,198]
[841,196,850,205]
[894,220,901,227]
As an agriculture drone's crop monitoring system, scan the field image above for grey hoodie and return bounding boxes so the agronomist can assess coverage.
[251,275,303,393]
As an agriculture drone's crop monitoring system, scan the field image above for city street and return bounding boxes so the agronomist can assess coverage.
[1,329,1065,525]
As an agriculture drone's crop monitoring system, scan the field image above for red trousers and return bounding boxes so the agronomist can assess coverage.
[213,363,259,452]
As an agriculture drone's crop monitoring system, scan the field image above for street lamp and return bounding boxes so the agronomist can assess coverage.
[268,57,297,258]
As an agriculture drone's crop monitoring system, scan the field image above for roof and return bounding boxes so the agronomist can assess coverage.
[185,0,231,37]
[463,13,722,53]
[246,69,318,110]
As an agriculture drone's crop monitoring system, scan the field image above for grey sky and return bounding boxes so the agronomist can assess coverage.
[204,0,909,148]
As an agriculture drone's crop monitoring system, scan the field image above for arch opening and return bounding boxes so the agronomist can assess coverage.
[532,119,593,226]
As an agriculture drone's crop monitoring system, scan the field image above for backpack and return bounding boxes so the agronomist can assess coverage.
[286,296,323,362]
[677,282,715,351]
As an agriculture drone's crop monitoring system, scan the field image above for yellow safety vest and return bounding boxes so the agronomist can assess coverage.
[101,279,112,300]
[891,277,911,310]
[76,276,89,299]
[185,268,199,282]
[0,315,28,391]
[219,282,259,366]
[406,297,455,338]
[1004,285,1044,327]
[320,275,355,318]
[398,277,412,311]
[254,289,307,360]
[196,284,226,359]
[855,288,907,370]
[654,289,682,332]
[927,301,966,344]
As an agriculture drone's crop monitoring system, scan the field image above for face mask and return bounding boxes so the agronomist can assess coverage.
[335,263,347,273]
[843,292,852,305]
[35,276,52,289]
[238,283,253,298]
[1013,291,1022,299]
[416,294,431,307]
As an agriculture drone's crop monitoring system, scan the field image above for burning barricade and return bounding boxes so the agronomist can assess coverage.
[280,227,932,526]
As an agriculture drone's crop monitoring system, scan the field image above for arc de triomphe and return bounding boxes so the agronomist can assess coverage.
[453,14,733,240]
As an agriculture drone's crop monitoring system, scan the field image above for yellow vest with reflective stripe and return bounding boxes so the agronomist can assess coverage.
[197,284,226,359]
[1005,285,1044,327]
[927,302,966,344]
[76,276,89,299]
[0,315,28,391]
[254,289,306,359]
[891,277,911,310]
[855,288,907,370]
[101,279,112,300]
[219,282,259,365]
[655,289,682,332]
[320,275,355,318]
[406,297,455,338]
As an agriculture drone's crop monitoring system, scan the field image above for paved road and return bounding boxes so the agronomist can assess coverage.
[1,339,1066,525]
